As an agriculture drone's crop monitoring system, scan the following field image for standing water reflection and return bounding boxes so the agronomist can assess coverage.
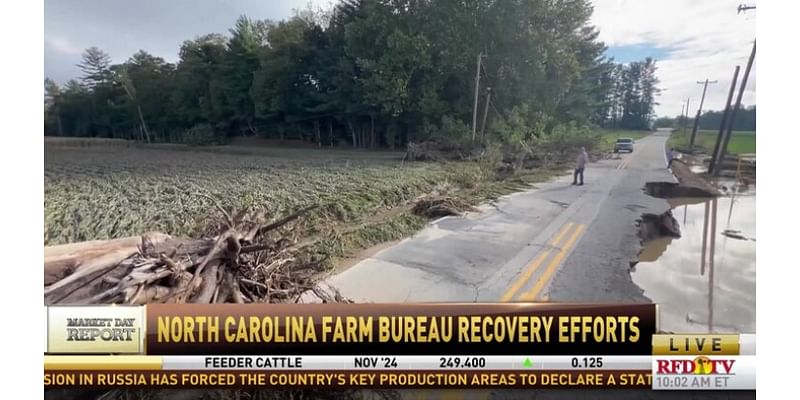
[632,183,755,333]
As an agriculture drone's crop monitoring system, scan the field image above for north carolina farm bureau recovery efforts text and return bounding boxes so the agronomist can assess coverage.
[157,315,640,344]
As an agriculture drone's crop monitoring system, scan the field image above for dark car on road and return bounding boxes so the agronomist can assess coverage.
[614,138,634,153]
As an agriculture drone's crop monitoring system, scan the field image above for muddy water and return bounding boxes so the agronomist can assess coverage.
[632,183,755,333]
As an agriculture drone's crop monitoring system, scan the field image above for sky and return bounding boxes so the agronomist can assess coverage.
[45,0,756,118]
[593,0,756,117]
[44,0,329,82]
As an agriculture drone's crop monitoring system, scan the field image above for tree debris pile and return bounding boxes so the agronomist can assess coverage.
[43,206,398,400]
[412,195,476,219]
[44,205,350,306]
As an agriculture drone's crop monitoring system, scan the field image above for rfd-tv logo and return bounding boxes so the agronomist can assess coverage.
[657,356,735,375]
[652,356,746,390]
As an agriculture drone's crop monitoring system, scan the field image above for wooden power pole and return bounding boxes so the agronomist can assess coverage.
[480,87,492,143]
[682,98,690,135]
[689,79,718,150]
[716,40,756,176]
[471,52,484,143]
[679,102,685,126]
[709,66,740,175]
[679,101,686,133]
[708,3,756,174]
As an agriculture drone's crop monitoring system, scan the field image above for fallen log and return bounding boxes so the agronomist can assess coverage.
[44,232,171,285]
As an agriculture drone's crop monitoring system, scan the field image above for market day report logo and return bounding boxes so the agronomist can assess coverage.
[46,306,144,354]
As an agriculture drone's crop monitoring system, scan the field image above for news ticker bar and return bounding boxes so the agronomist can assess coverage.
[44,370,653,389]
[43,355,756,390]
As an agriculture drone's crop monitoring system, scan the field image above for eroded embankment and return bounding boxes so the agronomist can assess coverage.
[635,160,721,263]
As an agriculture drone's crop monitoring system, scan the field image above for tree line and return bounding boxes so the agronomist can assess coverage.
[44,0,659,148]
[654,105,755,132]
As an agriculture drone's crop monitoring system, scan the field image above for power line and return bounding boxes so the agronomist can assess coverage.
[478,60,504,119]
[490,99,502,118]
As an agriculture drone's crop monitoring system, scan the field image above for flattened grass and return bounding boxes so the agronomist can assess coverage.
[45,144,563,268]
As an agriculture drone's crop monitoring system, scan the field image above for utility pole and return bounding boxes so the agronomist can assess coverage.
[689,79,718,150]
[709,66,740,175]
[708,3,755,174]
[480,87,492,144]
[471,52,484,143]
[679,101,686,131]
[716,40,756,176]
[682,98,690,135]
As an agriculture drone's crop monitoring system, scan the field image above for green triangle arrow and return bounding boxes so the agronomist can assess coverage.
[522,358,533,368]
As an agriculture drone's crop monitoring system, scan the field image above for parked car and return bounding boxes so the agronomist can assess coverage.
[614,138,634,153]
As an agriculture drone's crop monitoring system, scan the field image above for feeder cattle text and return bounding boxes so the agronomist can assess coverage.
[156,315,640,344]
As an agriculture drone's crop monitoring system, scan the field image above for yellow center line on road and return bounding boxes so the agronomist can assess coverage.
[618,147,643,169]
[499,222,575,302]
[519,224,587,301]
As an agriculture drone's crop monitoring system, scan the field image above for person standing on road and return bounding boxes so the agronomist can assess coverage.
[573,147,588,186]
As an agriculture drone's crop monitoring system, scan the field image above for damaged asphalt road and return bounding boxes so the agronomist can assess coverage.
[327,129,678,303]
[545,131,675,302]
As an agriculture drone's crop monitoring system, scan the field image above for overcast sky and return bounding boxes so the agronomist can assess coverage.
[45,0,756,117]
[593,0,756,117]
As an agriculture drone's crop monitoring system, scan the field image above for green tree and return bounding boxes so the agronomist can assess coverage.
[44,78,63,136]
[343,0,434,146]
[172,34,230,132]
[59,80,93,136]
[617,58,659,130]
[252,15,316,139]
[77,47,124,137]
[223,16,266,136]
[78,47,113,88]
[45,1,656,147]
[123,51,176,141]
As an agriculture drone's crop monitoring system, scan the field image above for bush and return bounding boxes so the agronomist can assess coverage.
[420,116,471,143]
[183,124,226,146]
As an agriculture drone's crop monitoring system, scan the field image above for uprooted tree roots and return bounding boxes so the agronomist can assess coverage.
[44,205,350,306]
